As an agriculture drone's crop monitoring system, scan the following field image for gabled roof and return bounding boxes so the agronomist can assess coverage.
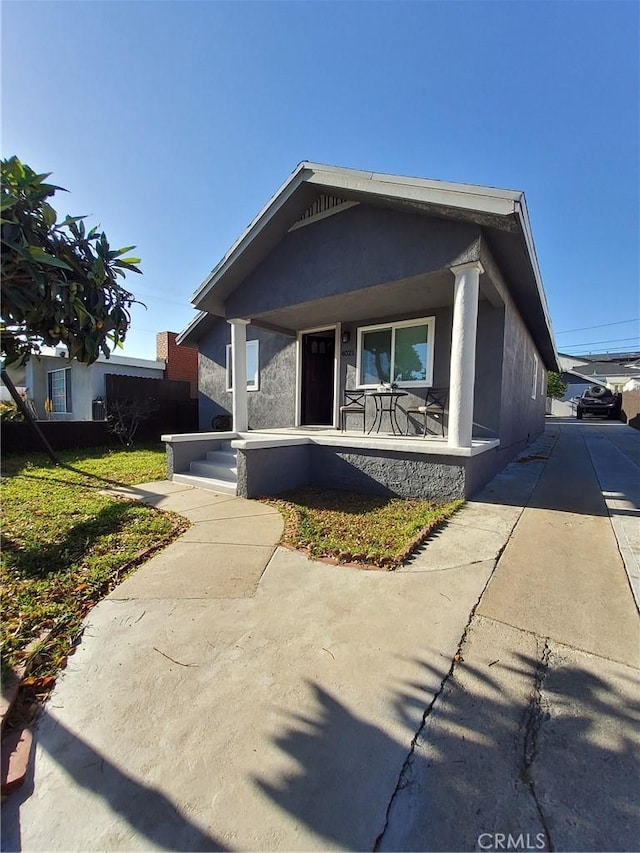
[562,369,607,388]
[179,162,557,369]
[559,350,640,365]
[573,361,640,377]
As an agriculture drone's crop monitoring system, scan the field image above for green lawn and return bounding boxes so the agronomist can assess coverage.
[263,488,462,568]
[1,446,188,688]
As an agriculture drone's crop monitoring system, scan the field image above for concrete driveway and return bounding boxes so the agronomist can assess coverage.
[381,419,640,852]
[2,419,639,851]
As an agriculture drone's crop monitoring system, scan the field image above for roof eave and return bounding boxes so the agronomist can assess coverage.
[513,196,559,372]
[568,370,608,387]
[190,163,525,314]
[186,162,559,370]
[191,162,311,310]
[176,311,212,347]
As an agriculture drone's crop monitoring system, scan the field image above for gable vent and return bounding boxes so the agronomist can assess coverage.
[289,194,358,231]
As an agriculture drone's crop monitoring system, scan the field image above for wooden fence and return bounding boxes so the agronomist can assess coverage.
[620,389,640,430]
[2,375,198,454]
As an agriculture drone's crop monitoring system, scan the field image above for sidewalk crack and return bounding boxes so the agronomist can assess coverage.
[372,651,459,851]
[373,573,493,851]
[520,637,554,851]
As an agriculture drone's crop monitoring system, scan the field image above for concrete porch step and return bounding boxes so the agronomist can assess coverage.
[172,472,237,495]
[205,449,237,464]
[189,459,238,481]
[169,439,238,496]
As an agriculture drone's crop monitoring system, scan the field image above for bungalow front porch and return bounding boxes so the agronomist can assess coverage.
[165,257,511,501]
[161,427,501,502]
[169,163,555,503]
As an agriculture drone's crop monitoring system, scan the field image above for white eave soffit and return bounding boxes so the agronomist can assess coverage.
[305,165,520,218]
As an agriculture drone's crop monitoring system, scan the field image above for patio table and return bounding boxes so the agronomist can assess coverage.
[366,390,408,435]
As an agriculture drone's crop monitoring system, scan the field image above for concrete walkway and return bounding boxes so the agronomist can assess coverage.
[380,420,640,852]
[2,421,639,851]
[2,478,494,851]
[103,484,285,600]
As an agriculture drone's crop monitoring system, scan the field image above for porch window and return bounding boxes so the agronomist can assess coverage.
[357,317,435,388]
[226,340,260,392]
[47,368,72,413]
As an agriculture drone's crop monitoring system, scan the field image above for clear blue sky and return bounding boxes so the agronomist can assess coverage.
[2,0,638,361]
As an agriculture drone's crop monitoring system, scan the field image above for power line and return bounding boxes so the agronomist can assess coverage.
[132,290,192,307]
[556,318,640,335]
[559,349,636,360]
[560,335,640,350]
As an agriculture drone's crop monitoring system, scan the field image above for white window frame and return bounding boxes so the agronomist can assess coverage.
[356,316,436,389]
[47,367,72,413]
[531,353,539,400]
[226,339,260,392]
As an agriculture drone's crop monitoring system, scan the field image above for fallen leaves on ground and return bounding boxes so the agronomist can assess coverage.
[262,488,462,569]
[1,446,188,693]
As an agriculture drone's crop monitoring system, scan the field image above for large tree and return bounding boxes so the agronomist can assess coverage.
[1,156,142,366]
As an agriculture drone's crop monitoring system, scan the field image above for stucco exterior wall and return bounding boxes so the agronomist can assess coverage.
[236,443,468,501]
[198,298,505,437]
[192,206,540,454]
[341,298,504,438]
[198,322,296,430]
[236,444,311,498]
[309,446,466,501]
[499,298,546,452]
[226,204,481,319]
[473,301,505,436]
[478,239,546,452]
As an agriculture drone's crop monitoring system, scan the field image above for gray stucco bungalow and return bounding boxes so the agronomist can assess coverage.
[164,163,558,500]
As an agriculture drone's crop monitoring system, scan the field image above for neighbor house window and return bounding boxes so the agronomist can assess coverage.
[226,340,260,392]
[356,317,435,388]
[531,353,539,400]
[47,368,72,413]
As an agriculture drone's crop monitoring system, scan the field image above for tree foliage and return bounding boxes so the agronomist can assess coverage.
[546,371,568,400]
[1,156,142,366]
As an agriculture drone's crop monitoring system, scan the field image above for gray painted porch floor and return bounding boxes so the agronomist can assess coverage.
[252,427,498,456]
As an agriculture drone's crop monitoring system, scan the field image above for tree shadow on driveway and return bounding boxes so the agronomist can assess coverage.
[254,643,639,851]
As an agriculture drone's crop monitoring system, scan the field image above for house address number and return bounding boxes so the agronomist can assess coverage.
[341,349,355,357]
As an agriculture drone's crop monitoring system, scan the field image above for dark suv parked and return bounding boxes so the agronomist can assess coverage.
[576,386,621,420]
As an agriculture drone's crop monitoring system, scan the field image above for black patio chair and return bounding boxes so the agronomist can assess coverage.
[405,388,449,437]
[339,390,367,432]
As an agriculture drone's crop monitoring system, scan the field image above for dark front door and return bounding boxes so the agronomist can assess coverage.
[301,331,335,425]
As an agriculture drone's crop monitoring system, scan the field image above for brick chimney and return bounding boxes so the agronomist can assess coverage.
[156,331,198,398]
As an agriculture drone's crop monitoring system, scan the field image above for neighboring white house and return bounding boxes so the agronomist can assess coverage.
[569,361,640,393]
[550,352,640,417]
[4,348,165,421]
[558,352,640,393]
[548,368,608,416]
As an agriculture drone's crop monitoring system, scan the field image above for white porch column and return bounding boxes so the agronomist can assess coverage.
[229,319,250,432]
[447,261,484,449]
